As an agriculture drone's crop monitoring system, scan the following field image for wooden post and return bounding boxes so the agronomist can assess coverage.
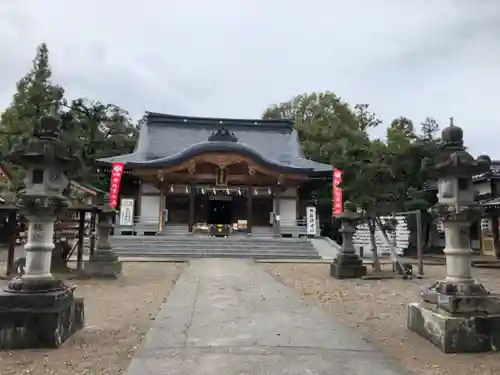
[490,184,500,258]
[158,184,165,233]
[492,215,500,258]
[6,210,17,276]
[416,209,424,276]
[274,185,281,235]
[247,184,252,233]
[77,211,85,270]
[188,184,195,232]
[90,209,97,257]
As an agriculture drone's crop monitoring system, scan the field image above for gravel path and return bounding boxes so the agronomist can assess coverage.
[0,262,187,375]
[267,263,500,375]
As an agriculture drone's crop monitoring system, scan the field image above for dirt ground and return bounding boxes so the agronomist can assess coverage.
[267,263,500,375]
[0,261,187,375]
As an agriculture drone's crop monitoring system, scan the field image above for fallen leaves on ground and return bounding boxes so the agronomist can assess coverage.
[268,263,500,375]
[0,262,186,375]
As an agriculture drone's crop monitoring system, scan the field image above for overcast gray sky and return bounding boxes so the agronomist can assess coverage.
[0,1,499,157]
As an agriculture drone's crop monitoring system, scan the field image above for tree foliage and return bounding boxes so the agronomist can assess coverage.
[263,91,443,255]
[0,43,138,196]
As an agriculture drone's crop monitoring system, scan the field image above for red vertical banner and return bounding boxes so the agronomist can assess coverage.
[333,168,343,216]
[109,162,125,208]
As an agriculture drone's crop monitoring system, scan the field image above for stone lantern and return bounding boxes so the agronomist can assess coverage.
[330,202,367,278]
[84,195,123,278]
[407,118,500,353]
[0,115,84,349]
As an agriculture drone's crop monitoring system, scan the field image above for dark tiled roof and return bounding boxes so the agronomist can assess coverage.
[423,160,500,191]
[97,112,332,174]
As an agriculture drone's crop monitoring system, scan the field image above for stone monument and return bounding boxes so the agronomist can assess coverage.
[84,195,123,278]
[407,118,500,353]
[0,115,84,350]
[330,202,367,278]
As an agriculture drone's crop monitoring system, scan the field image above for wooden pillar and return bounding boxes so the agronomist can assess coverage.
[274,185,281,236]
[77,211,85,271]
[246,184,253,233]
[6,210,17,276]
[188,184,195,232]
[158,184,165,233]
[137,180,142,227]
[489,182,500,258]
[492,214,500,258]
[90,209,97,257]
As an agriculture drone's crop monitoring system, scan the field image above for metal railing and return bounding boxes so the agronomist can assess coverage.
[113,215,159,235]
[279,218,309,237]
[111,216,317,237]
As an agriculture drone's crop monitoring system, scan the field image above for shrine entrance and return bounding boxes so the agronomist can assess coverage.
[133,151,308,235]
[207,196,233,225]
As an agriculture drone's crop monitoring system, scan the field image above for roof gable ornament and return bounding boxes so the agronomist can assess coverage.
[208,128,238,143]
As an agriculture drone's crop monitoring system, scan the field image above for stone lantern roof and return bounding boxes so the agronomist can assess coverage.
[6,115,76,173]
[421,118,491,178]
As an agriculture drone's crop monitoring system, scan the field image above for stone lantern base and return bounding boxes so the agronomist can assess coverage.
[83,251,123,278]
[407,281,500,353]
[0,281,84,350]
[330,253,367,279]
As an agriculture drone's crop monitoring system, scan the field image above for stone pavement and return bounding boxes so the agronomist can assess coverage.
[126,259,407,375]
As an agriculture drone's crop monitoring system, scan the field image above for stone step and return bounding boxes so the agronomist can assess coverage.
[99,237,312,244]
[110,247,316,254]
[109,246,316,252]
[86,234,319,260]
[87,239,315,249]
[110,251,319,259]
[112,246,317,253]
[111,234,307,242]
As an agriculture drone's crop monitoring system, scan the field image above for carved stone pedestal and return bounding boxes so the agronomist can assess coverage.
[408,280,500,353]
[83,210,122,278]
[84,252,122,278]
[330,254,367,279]
[408,301,500,353]
[0,283,84,350]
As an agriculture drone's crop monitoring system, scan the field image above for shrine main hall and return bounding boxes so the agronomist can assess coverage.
[97,112,332,236]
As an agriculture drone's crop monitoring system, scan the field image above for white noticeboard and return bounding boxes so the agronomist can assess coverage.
[306,206,317,235]
[120,198,135,226]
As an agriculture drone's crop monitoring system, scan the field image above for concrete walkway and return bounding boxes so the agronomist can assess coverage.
[126,259,406,375]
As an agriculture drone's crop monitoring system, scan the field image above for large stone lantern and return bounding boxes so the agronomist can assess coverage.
[407,118,500,353]
[330,202,367,278]
[84,195,123,278]
[0,115,84,349]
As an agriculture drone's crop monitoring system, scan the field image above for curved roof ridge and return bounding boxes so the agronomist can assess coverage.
[128,140,314,173]
[145,111,293,129]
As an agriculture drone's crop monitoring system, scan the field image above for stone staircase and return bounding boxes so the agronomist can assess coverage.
[158,223,190,236]
[101,234,320,259]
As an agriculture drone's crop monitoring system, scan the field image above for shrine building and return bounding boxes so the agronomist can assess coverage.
[97,112,332,236]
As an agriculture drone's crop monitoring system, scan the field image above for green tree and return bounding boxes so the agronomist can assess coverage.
[60,98,138,184]
[420,117,440,140]
[0,43,64,190]
[389,116,416,140]
[262,92,378,166]
[263,92,387,264]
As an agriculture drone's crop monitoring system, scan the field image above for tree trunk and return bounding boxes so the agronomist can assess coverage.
[368,217,381,272]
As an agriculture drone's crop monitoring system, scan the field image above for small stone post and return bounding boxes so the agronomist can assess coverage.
[0,115,84,349]
[407,118,500,353]
[84,196,123,278]
[330,202,367,278]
